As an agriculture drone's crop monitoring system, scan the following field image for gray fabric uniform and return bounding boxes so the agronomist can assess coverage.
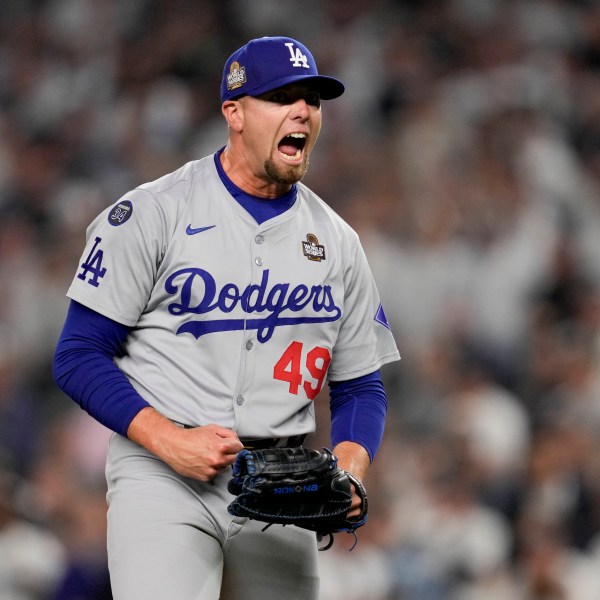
[67,155,400,599]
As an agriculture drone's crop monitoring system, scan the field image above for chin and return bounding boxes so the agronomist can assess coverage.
[264,157,309,185]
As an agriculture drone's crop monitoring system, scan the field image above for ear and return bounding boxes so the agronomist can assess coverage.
[222,100,244,132]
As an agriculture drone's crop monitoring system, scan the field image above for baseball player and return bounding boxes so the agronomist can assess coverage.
[53,36,400,600]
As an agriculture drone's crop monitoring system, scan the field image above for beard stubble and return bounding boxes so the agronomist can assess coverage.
[264,154,310,186]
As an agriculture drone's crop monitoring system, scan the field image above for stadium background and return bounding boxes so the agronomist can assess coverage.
[3,0,600,598]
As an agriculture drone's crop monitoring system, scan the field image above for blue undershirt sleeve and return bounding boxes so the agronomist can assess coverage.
[52,300,151,436]
[328,371,387,463]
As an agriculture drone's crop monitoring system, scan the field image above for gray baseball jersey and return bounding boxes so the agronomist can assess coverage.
[67,154,400,439]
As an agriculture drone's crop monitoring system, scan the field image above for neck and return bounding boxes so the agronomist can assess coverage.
[219,146,293,199]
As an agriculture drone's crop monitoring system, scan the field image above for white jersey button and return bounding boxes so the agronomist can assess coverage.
[255,235,264,244]
[246,341,253,350]
[255,257,263,266]
[236,395,245,405]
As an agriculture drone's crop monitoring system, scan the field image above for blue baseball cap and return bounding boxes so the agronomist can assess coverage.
[221,36,345,102]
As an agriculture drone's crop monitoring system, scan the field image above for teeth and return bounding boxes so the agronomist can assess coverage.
[279,132,305,161]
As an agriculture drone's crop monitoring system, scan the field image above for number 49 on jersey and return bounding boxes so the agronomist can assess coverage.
[273,341,331,400]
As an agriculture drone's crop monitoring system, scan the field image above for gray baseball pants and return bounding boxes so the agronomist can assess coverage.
[105,434,319,600]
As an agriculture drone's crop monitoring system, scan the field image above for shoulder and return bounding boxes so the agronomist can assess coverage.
[106,155,217,225]
[86,156,217,244]
[137,155,217,199]
[296,183,360,244]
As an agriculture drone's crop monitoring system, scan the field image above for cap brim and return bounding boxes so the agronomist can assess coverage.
[242,74,345,101]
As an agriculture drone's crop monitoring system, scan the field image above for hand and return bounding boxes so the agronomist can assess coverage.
[127,408,244,482]
[332,441,370,519]
[347,482,365,519]
[162,423,244,481]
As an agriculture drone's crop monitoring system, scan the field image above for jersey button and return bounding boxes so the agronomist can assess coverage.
[255,235,264,244]
[246,341,253,350]
[255,257,263,266]
[236,395,245,406]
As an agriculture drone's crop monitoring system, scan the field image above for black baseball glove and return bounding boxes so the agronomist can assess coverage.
[227,446,368,550]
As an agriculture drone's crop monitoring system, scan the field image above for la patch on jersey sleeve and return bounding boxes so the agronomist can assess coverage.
[67,190,169,326]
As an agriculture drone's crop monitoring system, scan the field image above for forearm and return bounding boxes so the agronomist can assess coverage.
[126,405,182,459]
[329,371,385,517]
[329,371,387,464]
[127,406,243,481]
[332,440,370,482]
[54,301,243,481]
[53,301,150,435]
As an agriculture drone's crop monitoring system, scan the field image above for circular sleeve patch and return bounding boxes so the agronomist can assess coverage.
[108,200,133,226]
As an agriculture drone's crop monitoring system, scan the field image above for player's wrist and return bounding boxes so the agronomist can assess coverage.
[332,441,370,483]
[127,406,182,456]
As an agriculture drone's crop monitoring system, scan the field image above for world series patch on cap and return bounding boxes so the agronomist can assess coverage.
[221,36,345,102]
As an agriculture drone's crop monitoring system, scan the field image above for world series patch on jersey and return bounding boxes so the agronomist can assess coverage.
[68,154,400,438]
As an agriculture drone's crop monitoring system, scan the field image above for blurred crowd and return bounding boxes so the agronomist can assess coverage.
[3,0,600,598]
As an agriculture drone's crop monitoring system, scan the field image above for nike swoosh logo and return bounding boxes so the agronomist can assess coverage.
[186,224,216,235]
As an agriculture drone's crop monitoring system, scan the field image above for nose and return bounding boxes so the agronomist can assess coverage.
[290,97,310,121]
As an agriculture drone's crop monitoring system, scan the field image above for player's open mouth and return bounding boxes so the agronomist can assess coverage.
[278,133,306,162]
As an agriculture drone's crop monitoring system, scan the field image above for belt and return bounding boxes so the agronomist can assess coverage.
[172,422,305,449]
[240,435,306,449]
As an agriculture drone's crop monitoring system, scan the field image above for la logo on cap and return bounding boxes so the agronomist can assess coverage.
[285,42,309,69]
[220,36,345,102]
